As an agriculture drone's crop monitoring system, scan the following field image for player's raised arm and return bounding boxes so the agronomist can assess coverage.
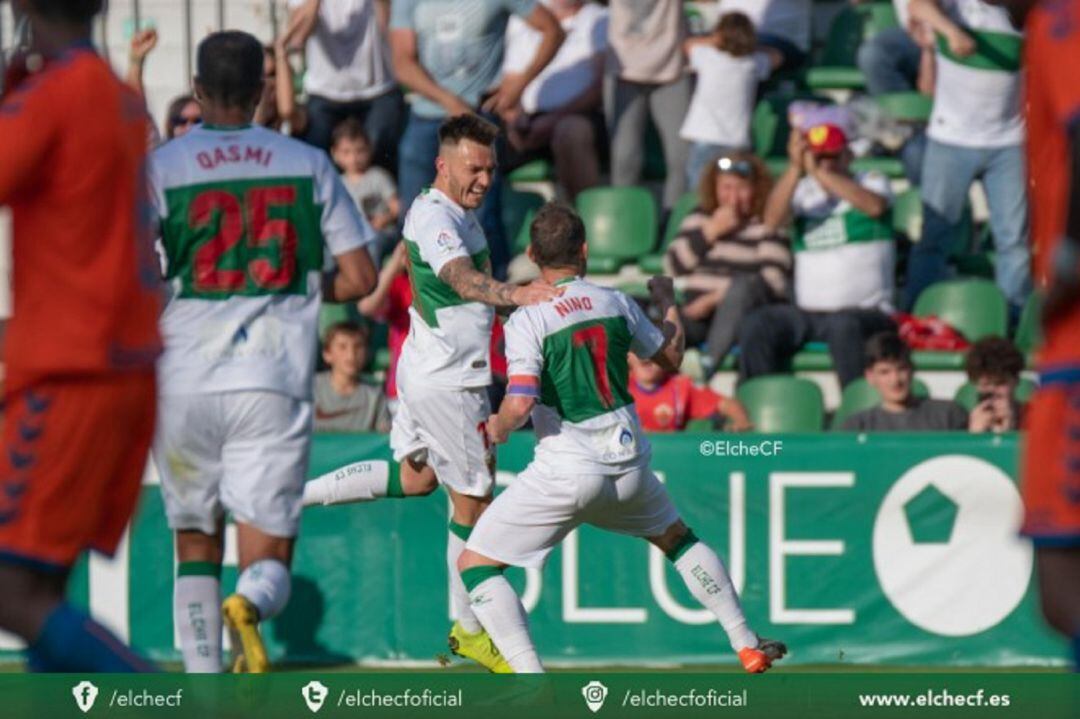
[645,276,686,373]
[438,256,559,308]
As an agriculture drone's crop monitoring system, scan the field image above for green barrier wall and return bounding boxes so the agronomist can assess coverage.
[0,433,1068,667]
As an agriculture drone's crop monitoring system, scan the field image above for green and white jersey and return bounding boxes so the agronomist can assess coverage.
[504,277,665,474]
[150,124,374,399]
[400,187,494,389]
[791,171,894,312]
[929,0,1023,148]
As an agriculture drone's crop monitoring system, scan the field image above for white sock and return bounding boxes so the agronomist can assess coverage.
[674,541,758,652]
[236,559,292,621]
[174,572,222,673]
[448,526,483,633]
[467,573,544,673]
[302,460,393,506]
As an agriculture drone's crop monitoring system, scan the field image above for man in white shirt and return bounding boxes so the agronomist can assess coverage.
[284,0,404,169]
[739,124,896,387]
[904,0,1031,312]
[501,0,608,198]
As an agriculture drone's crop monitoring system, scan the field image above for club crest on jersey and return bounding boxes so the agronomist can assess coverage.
[435,231,455,255]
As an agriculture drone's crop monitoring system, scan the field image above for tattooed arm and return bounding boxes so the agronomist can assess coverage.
[437,256,559,307]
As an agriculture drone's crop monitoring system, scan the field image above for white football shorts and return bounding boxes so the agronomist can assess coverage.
[466,463,680,568]
[153,390,312,538]
[389,372,494,497]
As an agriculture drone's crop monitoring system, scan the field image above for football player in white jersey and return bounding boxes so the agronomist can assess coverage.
[457,203,787,673]
[149,31,377,673]
[300,114,559,671]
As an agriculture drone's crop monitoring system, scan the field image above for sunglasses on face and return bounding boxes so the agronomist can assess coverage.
[171,116,201,127]
[716,156,754,178]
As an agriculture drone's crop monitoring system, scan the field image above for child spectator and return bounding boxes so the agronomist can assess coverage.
[629,352,753,432]
[331,118,400,252]
[965,336,1026,433]
[840,332,968,431]
[680,12,767,189]
[314,321,392,433]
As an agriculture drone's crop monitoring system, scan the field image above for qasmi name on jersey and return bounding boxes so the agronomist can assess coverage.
[196,145,274,170]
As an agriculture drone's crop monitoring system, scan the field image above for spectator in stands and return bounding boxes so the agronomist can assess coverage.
[331,118,400,257]
[723,0,812,74]
[680,12,765,189]
[357,242,410,405]
[840,332,968,431]
[125,27,156,98]
[164,94,201,140]
[904,0,1030,313]
[854,0,931,95]
[738,124,895,387]
[965,336,1026,433]
[666,151,792,375]
[629,353,752,432]
[501,0,608,200]
[315,321,392,433]
[282,0,404,169]
[605,0,690,212]
[391,0,564,280]
[255,42,306,134]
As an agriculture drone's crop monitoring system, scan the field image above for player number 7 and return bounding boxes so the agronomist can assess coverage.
[572,325,614,409]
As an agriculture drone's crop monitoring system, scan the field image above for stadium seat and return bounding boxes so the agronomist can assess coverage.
[850,156,906,179]
[503,187,545,255]
[953,378,1038,411]
[576,186,658,274]
[913,279,1008,341]
[891,188,922,241]
[640,192,698,274]
[507,158,553,184]
[874,91,933,123]
[1014,292,1043,354]
[736,375,825,432]
[831,377,930,428]
[806,2,900,91]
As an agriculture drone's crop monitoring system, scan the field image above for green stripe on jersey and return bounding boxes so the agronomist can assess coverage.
[793,210,893,252]
[163,176,324,300]
[404,240,489,328]
[540,315,634,423]
[936,30,1022,73]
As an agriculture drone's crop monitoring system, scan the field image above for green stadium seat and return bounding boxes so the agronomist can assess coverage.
[318,302,358,339]
[640,192,698,274]
[874,91,933,123]
[503,187,545,255]
[953,378,1038,411]
[913,279,1008,342]
[891,188,922,240]
[685,418,713,432]
[850,156,906,179]
[1014,292,1043,353]
[831,377,930,428]
[736,375,825,432]
[806,3,900,91]
[576,186,658,274]
[507,158,553,183]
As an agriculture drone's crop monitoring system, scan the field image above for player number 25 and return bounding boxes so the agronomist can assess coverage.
[189,185,298,292]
